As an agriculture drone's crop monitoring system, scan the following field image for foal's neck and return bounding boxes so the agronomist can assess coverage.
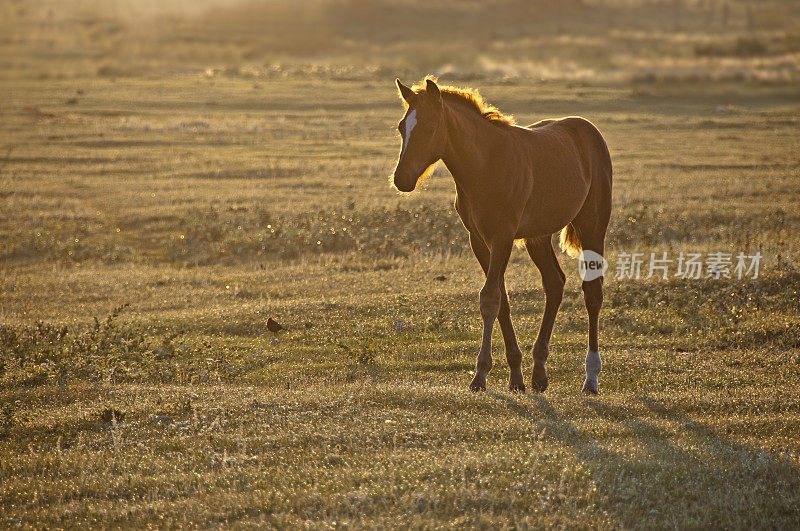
[440,101,508,195]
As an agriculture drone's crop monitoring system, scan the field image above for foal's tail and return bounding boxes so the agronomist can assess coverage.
[559,223,582,258]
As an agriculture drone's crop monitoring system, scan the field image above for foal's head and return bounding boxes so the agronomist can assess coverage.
[392,78,447,192]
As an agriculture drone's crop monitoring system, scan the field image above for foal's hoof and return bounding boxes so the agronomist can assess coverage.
[583,350,601,395]
[508,380,526,393]
[469,375,487,392]
[531,362,548,393]
[508,368,526,393]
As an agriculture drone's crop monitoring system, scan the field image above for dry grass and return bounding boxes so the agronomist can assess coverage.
[1,0,799,527]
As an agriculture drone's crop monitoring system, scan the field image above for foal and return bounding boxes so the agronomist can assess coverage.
[392,77,612,394]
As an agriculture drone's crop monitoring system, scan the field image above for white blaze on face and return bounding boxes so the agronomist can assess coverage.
[400,109,417,157]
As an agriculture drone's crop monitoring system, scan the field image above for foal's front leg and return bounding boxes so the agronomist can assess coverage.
[469,236,514,392]
[469,233,524,392]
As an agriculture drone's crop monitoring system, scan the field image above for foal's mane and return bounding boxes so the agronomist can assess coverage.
[407,76,516,127]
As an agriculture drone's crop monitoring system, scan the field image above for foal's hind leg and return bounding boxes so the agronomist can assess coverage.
[468,233,523,392]
[525,237,566,393]
[581,275,603,394]
[574,232,606,394]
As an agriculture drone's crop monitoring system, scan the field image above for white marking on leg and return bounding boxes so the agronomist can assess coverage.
[400,109,417,157]
[583,349,601,394]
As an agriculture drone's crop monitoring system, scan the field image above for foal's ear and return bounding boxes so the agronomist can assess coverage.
[425,79,442,104]
[396,78,416,105]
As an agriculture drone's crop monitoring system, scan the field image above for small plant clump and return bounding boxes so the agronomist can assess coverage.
[0,305,234,387]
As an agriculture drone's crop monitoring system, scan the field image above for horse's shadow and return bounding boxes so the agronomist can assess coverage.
[485,389,800,527]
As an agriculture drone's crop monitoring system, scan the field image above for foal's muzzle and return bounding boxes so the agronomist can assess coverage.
[393,170,417,192]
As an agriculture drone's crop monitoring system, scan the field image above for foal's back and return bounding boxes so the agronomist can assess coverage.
[512,116,611,237]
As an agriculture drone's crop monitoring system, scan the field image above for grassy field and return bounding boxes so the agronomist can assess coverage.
[2,0,800,527]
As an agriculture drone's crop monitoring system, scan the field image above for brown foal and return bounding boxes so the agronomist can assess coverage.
[392,77,612,394]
